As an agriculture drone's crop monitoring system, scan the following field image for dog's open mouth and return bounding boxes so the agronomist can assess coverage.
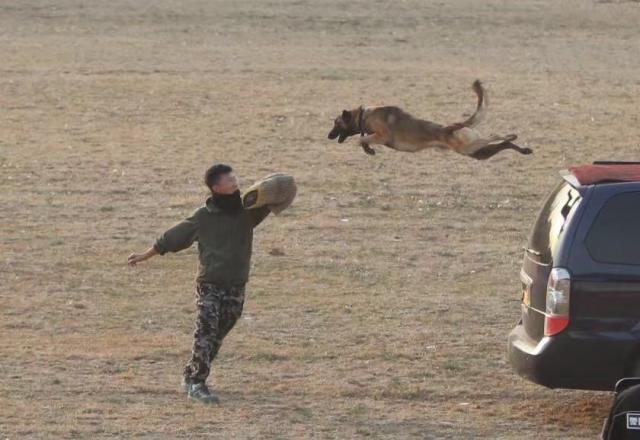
[328,128,348,143]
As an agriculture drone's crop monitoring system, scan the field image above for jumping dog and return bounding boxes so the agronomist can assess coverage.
[327,80,532,159]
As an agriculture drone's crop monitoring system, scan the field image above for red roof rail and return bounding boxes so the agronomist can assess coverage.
[593,161,640,165]
[567,164,640,186]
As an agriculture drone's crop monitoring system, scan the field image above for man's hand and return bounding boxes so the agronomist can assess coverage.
[127,247,158,267]
[127,253,146,266]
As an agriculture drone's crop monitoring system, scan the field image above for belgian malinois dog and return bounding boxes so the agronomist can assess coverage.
[327,80,532,159]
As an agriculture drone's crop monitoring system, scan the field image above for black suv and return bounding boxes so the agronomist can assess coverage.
[509,162,640,391]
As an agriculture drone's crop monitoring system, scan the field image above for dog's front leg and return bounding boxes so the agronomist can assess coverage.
[360,141,376,155]
[358,133,387,156]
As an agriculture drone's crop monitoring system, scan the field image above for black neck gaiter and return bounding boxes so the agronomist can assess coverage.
[212,190,243,213]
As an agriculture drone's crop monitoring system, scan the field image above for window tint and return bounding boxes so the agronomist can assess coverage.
[585,192,640,265]
[528,182,582,263]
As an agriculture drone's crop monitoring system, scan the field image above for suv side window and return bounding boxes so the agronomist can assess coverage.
[585,192,640,266]
[528,182,582,264]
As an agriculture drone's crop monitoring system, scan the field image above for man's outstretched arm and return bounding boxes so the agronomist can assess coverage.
[128,211,199,266]
[128,246,158,266]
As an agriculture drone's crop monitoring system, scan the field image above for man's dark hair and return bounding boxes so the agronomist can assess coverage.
[204,164,233,190]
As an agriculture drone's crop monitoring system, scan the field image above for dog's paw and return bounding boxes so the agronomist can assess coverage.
[363,148,376,156]
[360,141,376,155]
[521,147,533,155]
[361,144,376,155]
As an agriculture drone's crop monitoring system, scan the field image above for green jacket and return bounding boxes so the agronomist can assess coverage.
[153,197,271,286]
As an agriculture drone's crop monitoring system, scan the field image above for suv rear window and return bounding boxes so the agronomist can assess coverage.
[528,182,582,263]
[585,191,640,265]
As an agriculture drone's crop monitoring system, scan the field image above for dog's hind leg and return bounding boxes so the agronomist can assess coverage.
[469,140,533,160]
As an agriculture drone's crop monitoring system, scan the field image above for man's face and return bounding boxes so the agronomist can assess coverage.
[211,172,239,195]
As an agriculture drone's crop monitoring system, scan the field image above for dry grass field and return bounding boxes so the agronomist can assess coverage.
[2,0,640,438]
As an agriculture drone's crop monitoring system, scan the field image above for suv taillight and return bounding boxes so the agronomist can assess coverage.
[544,268,571,336]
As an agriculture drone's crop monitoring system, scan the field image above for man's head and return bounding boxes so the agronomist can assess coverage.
[204,164,238,195]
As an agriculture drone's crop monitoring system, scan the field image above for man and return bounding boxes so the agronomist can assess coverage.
[127,164,290,404]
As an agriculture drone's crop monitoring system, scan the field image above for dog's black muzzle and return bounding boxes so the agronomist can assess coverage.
[328,128,348,143]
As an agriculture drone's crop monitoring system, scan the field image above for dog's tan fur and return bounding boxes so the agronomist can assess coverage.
[327,80,532,159]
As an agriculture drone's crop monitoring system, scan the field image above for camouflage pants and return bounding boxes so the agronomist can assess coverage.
[183,282,245,383]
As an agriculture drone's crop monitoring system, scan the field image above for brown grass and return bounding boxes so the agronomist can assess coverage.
[2,0,640,438]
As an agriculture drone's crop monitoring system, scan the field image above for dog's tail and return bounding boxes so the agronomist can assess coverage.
[456,79,487,129]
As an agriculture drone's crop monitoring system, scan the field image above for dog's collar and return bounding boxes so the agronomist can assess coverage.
[358,106,366,136]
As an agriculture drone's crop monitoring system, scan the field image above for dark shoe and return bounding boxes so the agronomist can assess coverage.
[186,382,219,405]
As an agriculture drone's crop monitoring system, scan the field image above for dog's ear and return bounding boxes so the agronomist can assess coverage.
[341,110,352,123]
